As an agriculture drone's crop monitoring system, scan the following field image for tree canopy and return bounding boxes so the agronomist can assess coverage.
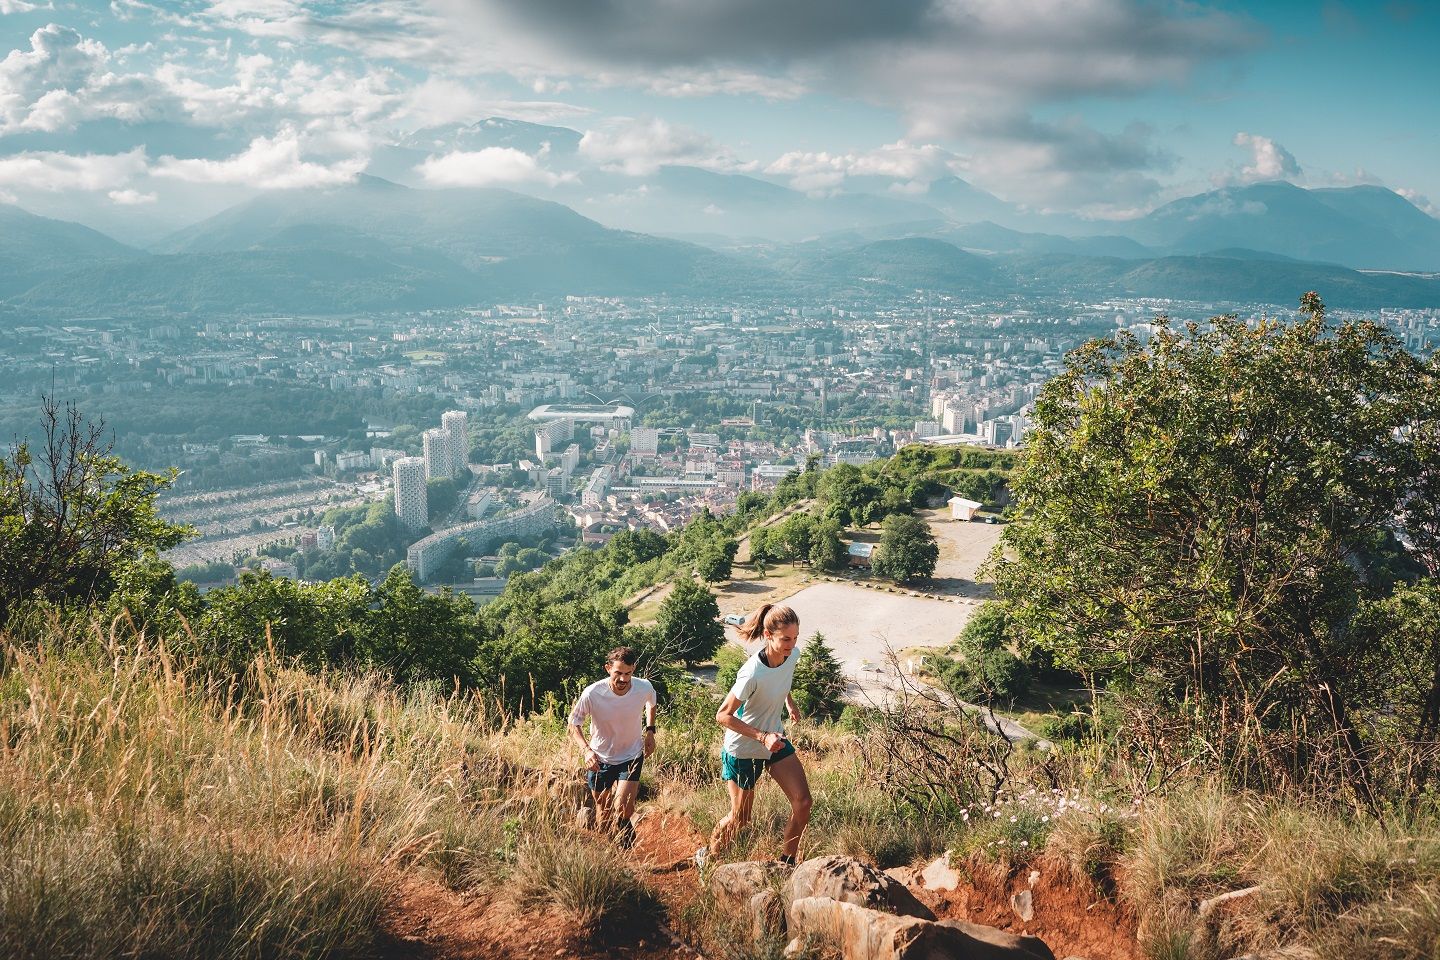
[990,294,1440,795]
[872,514,939,584]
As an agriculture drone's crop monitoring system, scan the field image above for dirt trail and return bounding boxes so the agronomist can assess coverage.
[377,813,704,960]
[378,813,1139,960]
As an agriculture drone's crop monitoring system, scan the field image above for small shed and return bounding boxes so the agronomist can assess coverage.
[948,496,984,522]
[846,541,875,568]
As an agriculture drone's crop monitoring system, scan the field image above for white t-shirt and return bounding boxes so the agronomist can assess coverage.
[569,677,657,765]
[723,649,798,760]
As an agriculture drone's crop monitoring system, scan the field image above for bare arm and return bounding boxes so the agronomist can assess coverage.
[643,697,657,757]
[716,691,784,752]
[568,707,600,771]
[786,693,802,723]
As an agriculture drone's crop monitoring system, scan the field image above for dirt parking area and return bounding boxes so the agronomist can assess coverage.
[725,581,983,703]
[924,508,1005,596]
[707,512,1009,702]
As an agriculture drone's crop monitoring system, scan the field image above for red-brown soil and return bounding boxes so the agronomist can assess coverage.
[378,814,1140,960]
[908,856,1140,960]
[377,811,704,960]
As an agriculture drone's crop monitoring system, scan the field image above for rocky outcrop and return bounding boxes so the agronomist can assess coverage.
[709,854,1058,960]
[709,860,791,939]
[788,896,1058,960]
[787,855,936,922]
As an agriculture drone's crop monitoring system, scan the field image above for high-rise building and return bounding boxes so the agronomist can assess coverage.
[631,427,660,456]
[423,428,450,481]
[442,410,468,478]
[545,467,567,498]
[393,457,428,530]
[560,443,580,476]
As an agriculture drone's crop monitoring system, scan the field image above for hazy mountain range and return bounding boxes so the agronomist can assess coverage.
[2,118,1438,318]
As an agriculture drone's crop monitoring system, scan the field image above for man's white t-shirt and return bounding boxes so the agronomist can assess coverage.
[722,650,798,760]
[569,677,657,765]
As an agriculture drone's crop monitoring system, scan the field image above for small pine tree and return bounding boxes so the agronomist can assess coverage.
[793,632,847,721]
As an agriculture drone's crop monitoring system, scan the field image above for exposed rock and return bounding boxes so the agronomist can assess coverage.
[788,855,936,922]
[750,889,786,941]
[885,865,921,886]
[710,860,790,910]
[936,919,1055,960]
[790,896,1057,960]
[1224,947,1318,960]
[1011,888,1035,922]
[574,803,595,830]
[918,851,962,891]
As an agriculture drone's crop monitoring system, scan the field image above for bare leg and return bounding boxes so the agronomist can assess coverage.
[709,780,755,853]
[611,779,642,832]
[768,753,812,861]
[592,786,615,831]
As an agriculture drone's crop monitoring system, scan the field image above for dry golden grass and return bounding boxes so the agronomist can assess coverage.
[5,613,1440,960]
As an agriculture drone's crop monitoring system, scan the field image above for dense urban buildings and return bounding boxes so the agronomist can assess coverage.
[7,289,1433,591]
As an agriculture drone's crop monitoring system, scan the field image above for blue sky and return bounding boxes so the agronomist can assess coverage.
[0,0,1436,228]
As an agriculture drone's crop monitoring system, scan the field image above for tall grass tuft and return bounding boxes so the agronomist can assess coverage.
[0,619,514,958]
[508,816,658,931]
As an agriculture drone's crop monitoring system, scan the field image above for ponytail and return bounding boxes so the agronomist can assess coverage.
[738,603,799,642]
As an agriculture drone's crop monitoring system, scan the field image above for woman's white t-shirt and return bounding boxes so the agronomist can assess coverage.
[723,649,798,760]
[569,677,656,765]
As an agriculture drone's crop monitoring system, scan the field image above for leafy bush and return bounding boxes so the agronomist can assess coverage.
[655,578,725,665]
[871,514,938,584]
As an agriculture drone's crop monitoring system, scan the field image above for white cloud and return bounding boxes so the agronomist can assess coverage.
[0,24,185,133]
[579,117,750,176]
[108,187,157,204]
[1396,187,1439,218]
[1233,132,1302,182]
[0,147,148,192]
[765,151,847,194]
[416,146,573,186]
[767,140,966,194]
[420,0,1255,210]
[0,0,43,13]
[153,130,363,188]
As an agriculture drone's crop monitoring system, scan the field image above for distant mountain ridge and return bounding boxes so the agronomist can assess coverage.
[1117,181,1440,271]
[0,204,140,298]
[3,178,775,315]
[3,179,1439,318]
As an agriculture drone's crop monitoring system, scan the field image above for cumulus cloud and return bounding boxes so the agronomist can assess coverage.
[579,117,750,176]
[153,130,363,188]
[0,147,148,191]
[108,187,157,204]
[0,0,43,13]
[201,0,451,64]
[1396,187,1439,218]
[767,141,965,194]
[421,0,1257,208]
[416,146,573,186]
[0,24,187,133]
[1233,132,1302,182]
